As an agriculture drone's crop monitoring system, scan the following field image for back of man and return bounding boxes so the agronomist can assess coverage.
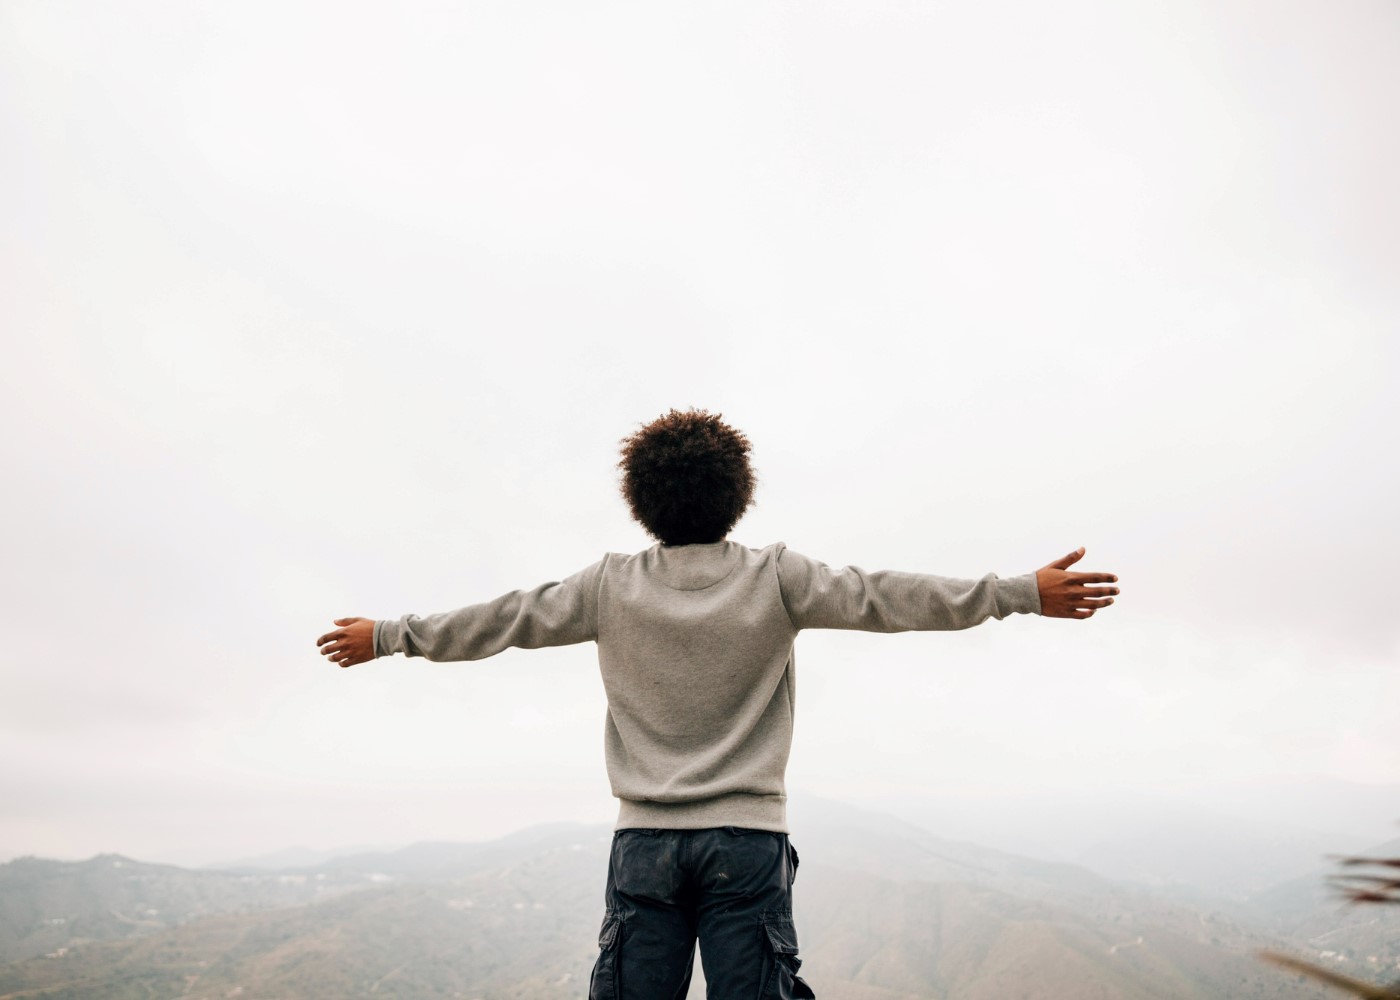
[316,408,1119,999]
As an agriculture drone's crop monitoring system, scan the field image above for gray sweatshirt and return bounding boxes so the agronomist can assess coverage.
[374,540,1041,832]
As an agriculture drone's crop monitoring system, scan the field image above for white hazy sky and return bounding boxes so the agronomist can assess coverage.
[2,0,1397,866]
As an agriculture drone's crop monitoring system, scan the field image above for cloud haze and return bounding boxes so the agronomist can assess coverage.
[2,0,1396,865]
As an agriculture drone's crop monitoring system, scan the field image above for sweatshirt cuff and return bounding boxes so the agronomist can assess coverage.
[997,573,1041,616]
[373,619,399,658]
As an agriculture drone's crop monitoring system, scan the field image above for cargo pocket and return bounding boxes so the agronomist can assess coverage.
[588,911,623,999]
[760,915,816,999]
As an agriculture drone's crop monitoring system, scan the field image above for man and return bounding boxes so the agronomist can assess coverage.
[317,407,1119,999]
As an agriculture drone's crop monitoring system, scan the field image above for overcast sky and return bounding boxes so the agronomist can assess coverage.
[2,0,1397,866]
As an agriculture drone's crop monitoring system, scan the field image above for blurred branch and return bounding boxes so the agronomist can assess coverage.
[1328,855,1400,906]
[1328,876,1400,905]
[1258,951,1400,999]
[1257,845,1400,995]
[1335,858,1400,871]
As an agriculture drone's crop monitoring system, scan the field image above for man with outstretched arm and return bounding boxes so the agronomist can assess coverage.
[317,407,1119,1000]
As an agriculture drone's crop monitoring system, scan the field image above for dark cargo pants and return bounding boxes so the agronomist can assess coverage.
[588,827,816,999]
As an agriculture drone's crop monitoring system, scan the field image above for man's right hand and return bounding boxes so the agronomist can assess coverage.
[1035,548,1119,619]
[317,617,377,668]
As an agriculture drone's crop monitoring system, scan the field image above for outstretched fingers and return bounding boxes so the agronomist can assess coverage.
[1066,587,1118,619]
[316,629,345,648]
[1035,552,1123,620]
[1070,572,1118,585]
[1069,577,1120,603]
[316,617,375,668]
[321,640,362,667]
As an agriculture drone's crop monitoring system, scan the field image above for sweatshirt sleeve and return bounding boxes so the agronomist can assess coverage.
[373,557,607,661]
[776,546,1040,632]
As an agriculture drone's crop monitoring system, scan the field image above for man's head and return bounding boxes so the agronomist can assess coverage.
[618,408,756,546]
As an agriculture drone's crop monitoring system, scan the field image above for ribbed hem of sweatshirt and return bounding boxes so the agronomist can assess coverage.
[615,792,788,833]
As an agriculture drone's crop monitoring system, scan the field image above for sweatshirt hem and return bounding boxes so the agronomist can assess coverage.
[615,793,788,833]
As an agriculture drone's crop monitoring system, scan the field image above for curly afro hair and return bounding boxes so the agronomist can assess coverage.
[618,408,756,546]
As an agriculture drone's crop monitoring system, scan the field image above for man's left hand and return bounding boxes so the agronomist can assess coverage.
[317,617,377,668]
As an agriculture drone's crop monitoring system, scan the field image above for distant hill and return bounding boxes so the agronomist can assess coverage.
[0,853,377,964]
[203,844,396,872]
[875,780,1400,899]
[298,822,608,881]
[0,802,1393,998]
[0,834,611,1000]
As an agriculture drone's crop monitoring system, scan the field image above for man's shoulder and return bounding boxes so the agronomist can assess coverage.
[727,539,788,560]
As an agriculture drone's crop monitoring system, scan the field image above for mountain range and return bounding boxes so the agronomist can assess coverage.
[0,798,1395,998]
